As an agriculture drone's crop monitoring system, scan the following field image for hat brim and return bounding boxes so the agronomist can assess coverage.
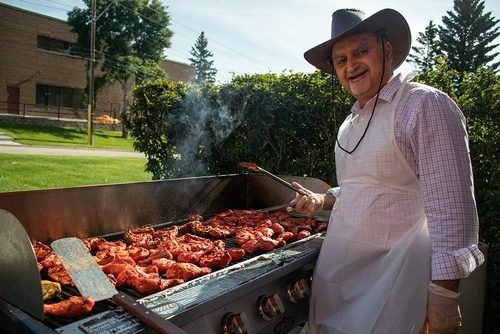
[304,9,411,75]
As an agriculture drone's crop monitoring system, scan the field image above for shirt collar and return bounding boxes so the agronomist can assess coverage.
[351,73,403,115]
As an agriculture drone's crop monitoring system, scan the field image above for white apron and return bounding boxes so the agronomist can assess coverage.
[307,79,431,334]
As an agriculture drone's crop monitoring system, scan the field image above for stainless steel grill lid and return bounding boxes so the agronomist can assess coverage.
[0,209,43,319]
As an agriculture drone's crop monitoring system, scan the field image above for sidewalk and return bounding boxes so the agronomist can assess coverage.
[0,131,145,158]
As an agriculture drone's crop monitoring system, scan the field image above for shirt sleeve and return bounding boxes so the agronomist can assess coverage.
[327,186,341,198]
[410,88,484,280]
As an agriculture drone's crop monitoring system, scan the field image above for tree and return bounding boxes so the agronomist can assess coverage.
[407,20,441,72]
[67,0,173,136]
[438,0,500,72]
[189,31,218,84]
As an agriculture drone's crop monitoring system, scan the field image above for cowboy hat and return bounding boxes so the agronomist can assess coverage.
[304,8,411,74]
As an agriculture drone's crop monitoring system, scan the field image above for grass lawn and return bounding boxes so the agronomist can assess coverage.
[0,123,152,192]
[0,154,152,192]
[0,123,135,150]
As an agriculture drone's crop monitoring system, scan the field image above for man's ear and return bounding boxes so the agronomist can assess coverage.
[384,41,393,61]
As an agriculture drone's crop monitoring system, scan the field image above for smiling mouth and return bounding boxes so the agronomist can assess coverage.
[348,70,368,81]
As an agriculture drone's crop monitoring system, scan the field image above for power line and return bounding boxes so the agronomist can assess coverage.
[9,0,69,12]
[170,17,269,69]
[108,1,272,71]
[5,0,274,75]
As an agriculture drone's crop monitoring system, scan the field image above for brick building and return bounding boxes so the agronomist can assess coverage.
[0,3,195,121]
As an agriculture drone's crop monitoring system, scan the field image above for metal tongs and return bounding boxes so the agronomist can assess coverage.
[238,162,308,196]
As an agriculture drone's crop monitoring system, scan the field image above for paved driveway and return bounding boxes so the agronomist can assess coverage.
[0,145,145,157]
[0,132,144,158]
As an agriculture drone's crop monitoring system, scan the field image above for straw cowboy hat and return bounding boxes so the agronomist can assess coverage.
[304,8,411,74]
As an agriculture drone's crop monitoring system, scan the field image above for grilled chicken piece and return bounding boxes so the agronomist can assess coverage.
[33,241,52,261]
[228,248,246,262]
[124,230,158,249]
[270,222,285,234]
[40,253,62,269]
[296,230,311,240]
[278,231,295,243]
[234,227,263,246]
[146,248,174,261]
[94,247,131,265]
[208,227,233,239]
[82,237,106,252]
[165,262,211,281]
[241,236,280,254]
[199,250,232,269]
[182,233,214,252]
[47,265,74,286]
[189,221,211,236]
[130,276,163,295]
[43,296,95,318]
[155,240,179,258]
[154,226,179,240]
[151,258,176,273]
[177,250,204,264]
[315,222,328,233]
[240,239,259,254]
[255,226,274,238]
[116,266,164,295]
[101,257,136,277]
[161,278,185,289]
[255,236,280,251]
[126,246,150,262]
[96,240,127,251]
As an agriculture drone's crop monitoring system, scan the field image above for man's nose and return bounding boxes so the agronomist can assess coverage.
[346,57,359,72]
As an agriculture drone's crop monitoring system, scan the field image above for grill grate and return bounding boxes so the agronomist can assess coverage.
[139,236,323,326]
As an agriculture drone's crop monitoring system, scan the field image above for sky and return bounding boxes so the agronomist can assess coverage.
[2,0,500,83]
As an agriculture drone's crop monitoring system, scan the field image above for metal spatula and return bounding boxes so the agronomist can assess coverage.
[51,237,186,334]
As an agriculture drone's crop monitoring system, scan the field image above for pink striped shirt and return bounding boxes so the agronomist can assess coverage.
[346,74,484,280]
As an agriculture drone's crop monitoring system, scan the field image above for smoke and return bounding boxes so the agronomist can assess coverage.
[171,86,243,176]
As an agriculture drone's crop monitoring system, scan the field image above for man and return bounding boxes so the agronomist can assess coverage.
[293,8,485,334]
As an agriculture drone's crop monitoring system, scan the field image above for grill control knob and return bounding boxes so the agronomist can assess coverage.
[287,278,310,303]
[257,293,285,321]
[222,312,250,334]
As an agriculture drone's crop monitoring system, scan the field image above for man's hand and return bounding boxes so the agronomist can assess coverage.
[421,281,462,334]
[287,182,335,214]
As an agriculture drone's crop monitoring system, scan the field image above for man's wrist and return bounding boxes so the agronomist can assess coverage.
[432,279,460,292]
[322,192,336,210]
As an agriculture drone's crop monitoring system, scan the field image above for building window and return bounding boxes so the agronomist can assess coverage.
[36,84,84,108]
[37,35,75,55]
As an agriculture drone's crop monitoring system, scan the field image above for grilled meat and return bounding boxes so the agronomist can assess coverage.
[199,250,232,269]
[43,296,94,317]
[177,250,204,264]
[116,266,164,295]
[101,257,136,277]
[297,230,311,240]
[165,262,211,281]
[228,248,246,262]
[34,209,324,304]
[33,241,52,261]
[151,258,176,273]
[47,265,74,286]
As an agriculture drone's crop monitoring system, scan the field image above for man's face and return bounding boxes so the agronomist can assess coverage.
[331,32,393,106]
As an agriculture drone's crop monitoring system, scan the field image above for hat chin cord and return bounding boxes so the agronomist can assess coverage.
[335,35,386,155]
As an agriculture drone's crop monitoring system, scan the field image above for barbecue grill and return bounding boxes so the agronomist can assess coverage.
[0,174,331,334]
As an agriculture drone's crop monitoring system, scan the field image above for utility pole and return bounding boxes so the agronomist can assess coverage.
[87,0,96,145]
